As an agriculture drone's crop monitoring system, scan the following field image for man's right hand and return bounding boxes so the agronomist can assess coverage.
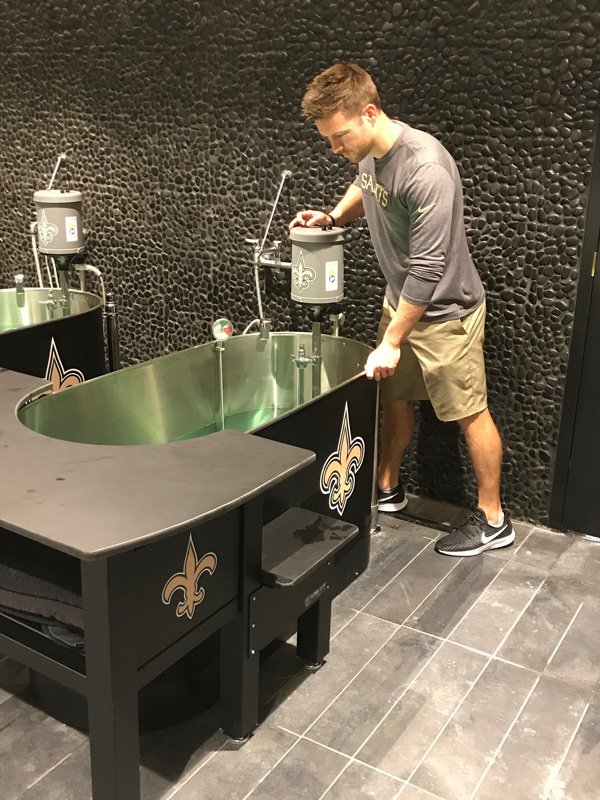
[289,210,331,229]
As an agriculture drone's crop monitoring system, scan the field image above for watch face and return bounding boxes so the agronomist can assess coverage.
[212,318,234,340]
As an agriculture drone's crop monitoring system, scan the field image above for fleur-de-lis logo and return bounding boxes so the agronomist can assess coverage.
[320,403,365,515]
[45,338,85,392]
[162,536,217,620]
[38,210,58,246]
[293,251,316,293]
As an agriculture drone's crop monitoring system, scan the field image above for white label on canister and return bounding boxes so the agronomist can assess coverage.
[65,216,78,242]
[325,261,338,292]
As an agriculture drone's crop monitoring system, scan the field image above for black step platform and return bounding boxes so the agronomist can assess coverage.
[261,507,359,589]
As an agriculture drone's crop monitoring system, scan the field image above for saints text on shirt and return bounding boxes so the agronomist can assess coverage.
[361,173,389,207]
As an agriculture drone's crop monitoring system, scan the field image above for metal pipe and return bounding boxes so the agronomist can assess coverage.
[370,381,381,535]
[259,170,292,254]
[215,343,226,430]
[15,274,25,308]
[30,223,44,288]
[58,269,71,314]
[242,319,261,335]
[330,312,344,337]
[50,258,60,288]
[47,153,67,191]
[248,170,292,337]
[258,255,292,269]
[311,321,322,398]
[43,255,55,288]
[104,293,121,372]
[295,344,307,407]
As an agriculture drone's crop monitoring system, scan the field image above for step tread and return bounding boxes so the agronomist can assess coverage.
[261,507,359,589]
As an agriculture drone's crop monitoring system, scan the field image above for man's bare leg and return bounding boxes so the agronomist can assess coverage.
[378,400,415,490]
[457,408,503,522]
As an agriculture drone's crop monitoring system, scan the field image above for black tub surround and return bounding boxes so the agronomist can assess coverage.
[0,1,598,523]
[0,371,316,559]
[0,368,348,799]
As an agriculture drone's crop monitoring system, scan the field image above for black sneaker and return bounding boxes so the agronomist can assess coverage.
[434,507,515,557]
[377,483,408,512]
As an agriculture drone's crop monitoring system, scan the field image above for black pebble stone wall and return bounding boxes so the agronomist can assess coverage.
[0,0,598,524]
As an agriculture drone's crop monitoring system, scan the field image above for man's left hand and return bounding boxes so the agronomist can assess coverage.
[364,340,401,380]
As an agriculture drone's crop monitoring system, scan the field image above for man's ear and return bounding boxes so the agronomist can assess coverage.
[362,104,379,126]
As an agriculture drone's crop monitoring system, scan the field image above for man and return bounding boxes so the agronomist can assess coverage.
[290,63,514,556]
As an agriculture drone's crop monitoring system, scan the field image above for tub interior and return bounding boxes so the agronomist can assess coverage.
[0,288,102,334]
[18,333,371,445]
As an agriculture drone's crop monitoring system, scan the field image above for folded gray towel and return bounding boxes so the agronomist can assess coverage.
[0,528,83,631]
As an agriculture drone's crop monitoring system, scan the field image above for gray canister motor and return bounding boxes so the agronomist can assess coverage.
[290,225,345,304]
[34,189,85,256]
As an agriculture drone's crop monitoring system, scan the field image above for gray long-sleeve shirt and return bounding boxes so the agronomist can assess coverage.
[355,123,484,322]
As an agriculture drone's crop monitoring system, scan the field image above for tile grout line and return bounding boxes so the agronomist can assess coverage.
[300,622,401,738]
[467,675,541,800]
[512,525,535,554]
[165,738,230,800]
[256,543,564,799]
[442,557,510,642]
[397,556,465,627]
[541,699,592,800]
[315,759,353,800]
[301,537,549,788]
[240,735,303,800]
[445,568,548,653]
[398,782,447,800]
[401,621,555,678]
[398,564,552,791]
[542,601,584,673]
[282,728,410,785]
[24,751,74,791]
[402,651,494,790]
[349,555,515,768]
[347,633,446,761]
[357,538,434,615]
[330,608,360,641]
[477,569,549,662]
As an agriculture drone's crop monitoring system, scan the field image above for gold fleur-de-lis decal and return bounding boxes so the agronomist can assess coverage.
[38,210,59,246]
[162,536,217,620]
[320,403,365,515]
[45,338,85,392]
[293,251,316,293]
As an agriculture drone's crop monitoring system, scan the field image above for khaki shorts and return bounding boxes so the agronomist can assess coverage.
[377,298,488,422]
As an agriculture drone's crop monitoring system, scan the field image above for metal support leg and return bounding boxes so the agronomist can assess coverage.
[296,597,332,667]
[219,498,263,741]
[82,559,140,800]
[220,614,260,741]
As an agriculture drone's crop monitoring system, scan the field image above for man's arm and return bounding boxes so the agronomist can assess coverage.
[365,163,456,381]
[290,183,364,228]
[365,298,426,380]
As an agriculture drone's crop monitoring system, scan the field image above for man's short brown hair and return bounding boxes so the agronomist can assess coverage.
[302,63,381,121]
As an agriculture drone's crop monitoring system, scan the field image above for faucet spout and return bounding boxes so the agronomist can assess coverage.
[259,319,271,340]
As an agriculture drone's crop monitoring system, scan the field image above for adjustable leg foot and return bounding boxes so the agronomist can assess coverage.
[227,733,250,745]
[304,660,324,672]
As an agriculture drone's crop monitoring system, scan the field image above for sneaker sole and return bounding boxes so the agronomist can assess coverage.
[435,528,515,557]
[378,497,409,512]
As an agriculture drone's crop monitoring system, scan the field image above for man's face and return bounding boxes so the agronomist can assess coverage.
[315,110,376,163]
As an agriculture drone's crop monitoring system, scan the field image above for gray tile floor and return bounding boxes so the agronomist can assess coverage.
[2,497,599,800]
